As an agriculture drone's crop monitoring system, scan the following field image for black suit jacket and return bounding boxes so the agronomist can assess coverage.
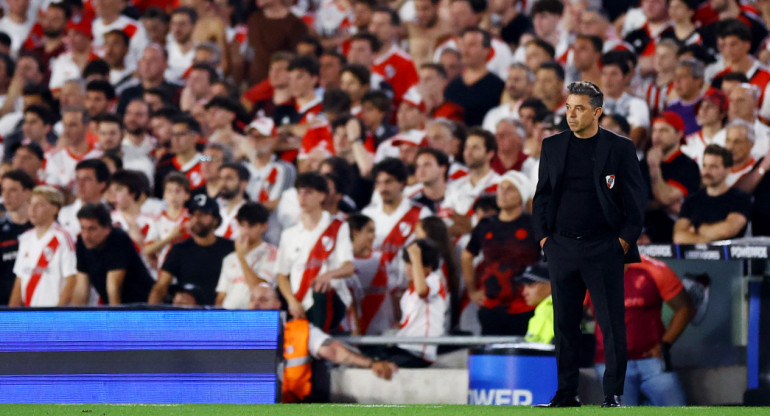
[532,127,645,263]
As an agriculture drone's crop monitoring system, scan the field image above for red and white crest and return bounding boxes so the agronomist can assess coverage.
[605,175,616,189]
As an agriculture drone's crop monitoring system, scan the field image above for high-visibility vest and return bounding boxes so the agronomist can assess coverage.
[282,319,313,403]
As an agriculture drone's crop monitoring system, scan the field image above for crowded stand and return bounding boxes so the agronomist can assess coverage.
[1,0,770,405]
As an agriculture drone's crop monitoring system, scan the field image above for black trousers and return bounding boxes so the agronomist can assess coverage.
[306,290,346,334]
[544,233,627,397]
[478,307,534,336]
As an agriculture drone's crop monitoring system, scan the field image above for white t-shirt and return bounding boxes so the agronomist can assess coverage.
[215,199,246,240]
[13,225,77,306]
[44,145,104,191]
[165,39,196,81]
[110,210,156,242]
[0,16,34,57]
[603,92,651,130]
[245,157,296,203]
[268,186,300,245]
[397,269,448,362]
[92,15,149,70]
[216,242,278,310]
[145,209,189,272]
[276,211,354,310]
[49,52,84,91]
[433,37,513,80]
[482,102,522,134]
[443,170,501,216]
[713,119,770,162]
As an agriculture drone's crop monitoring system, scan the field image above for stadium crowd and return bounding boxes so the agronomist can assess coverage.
[0,0,769,404]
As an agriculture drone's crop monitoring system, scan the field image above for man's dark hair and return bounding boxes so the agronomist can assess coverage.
[22,83,54,107]
[83,59,110,78]
[467,127,498,154]
[420,62,448,79]
[190,63,219,83]
[24,104,54,126]
[48,1,73,20]
[416,147,450,179]
[372,157,409,184]
[86,79,116,100]
[171,6,198,24]
[0,53,15,78]
[361,90,392,113]
[143,6,170,23]
[76,159,110,183]
[526,38,556,59]
[104,29,129,46]
[372,6,401,26]
[567,81,604,109]
[703,144,734,168]
[460,27,491,48]
[236,201,270,225]
[321,49,347,65]
[717,18,752,42]
[151,106,181,121]
[323,88,352,114]
[0,33,10,49]
[144,86,170,103]
[163,171,191,194]
[219,162,250,182]
[102,150,124,171]
[721,71,750,84]
[298,35,323,58]
[353,0,377,8]
[576,34,603,53]
[1,169,36,190]
[347,213,373,234]
[531,0,564,16]
[452,0,487,14]
[677,44,715,65]
[351,32,383,54]
[94,112,123,129]
[401,238,440,271]
[601,51,630,75]
[18,52,46,75]
[473,194,499,214]
[295,172,330,194]
[538,61,565,81]
[171,114,202,135]
[110,170,147,201]
[600,113,630,135]
[77,203,113,227]
[270,51,295,64]
[288,54,320,77]
[324,172,346,196]
[342,63,371,86]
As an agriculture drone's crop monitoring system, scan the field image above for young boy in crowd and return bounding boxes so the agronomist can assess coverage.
[144,172,192,272]
[109,170,156,247]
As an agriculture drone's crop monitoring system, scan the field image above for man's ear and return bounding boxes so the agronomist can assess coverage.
[594,107,603,119]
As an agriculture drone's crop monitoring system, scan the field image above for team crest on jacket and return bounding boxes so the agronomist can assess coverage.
[605,175,616,189]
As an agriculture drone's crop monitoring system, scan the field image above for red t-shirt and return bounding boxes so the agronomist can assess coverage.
[593,256,683,362]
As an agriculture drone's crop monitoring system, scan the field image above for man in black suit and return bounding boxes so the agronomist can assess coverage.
[532,81,645,408]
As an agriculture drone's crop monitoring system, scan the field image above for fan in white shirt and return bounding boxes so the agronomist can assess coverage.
[214,163,250,240]
[44,109,103,192]
[92,7,150,70]
[10,186,77,307]
[0,0,34,57]
[143,172,191,273]
[165,7,198,81]
[57,159,110,238]
[108,170,156,247]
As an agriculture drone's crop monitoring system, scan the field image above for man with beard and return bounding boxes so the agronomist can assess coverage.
[149,194,234,305]
[121,99,156,183]
[22,2,69,70]
[166,7,198,82]
[215,163,249,240]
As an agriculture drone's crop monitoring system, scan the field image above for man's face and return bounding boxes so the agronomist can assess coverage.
[98,121,123,151]
[573,38,599,71]
[187,69,212,97]
[522,282,551,306]
[238,220,266,244]
[601,64,626,97]
[696,99,724,127]
[348,40,375,67]
[533,12,560,38]
[578,11,607,37]
[289,69,316,99]
[138,47,167,82]
[701,154,729,187]
[534,68,562,103]
[673,66,702,101]
[398,143,420,166]
[654,46,678,75]
[369,12,395,44]
[1,179,30,212]
[505,66,531,101]
[12,148,42,177]
[170,12,195,44]
[360,101,385,129]
[111,183,136,210]
[425,123,453,154]
[42,6,68,37]
[79,218,113,249]
[728,87,755,121]
[22,112,50,142]
[85,91,109,118]
[150,116,173,145]
[248,130,278,156]
[414,0,438,27]
[496,179,523,210]
[415,153,444,185]
[141,17,169,44]
[719,35,750,63]
[62,111,87,145]
[103,33,128,67]
[16,57,42,85]
[268,60,290,89]
[565,93,600,134]
[725,125,753,166]
[189,210,218,237]
[642,0,668,21]
[319,55,342,89]
[463,135,491,170]
[200,148,224,180]
[375,172,405,205]
[525,44,550,72]
[352,220,376,251]
[650,121,681,153]
[218,167,243,200]
[352,2,373,29]
[495,120,523,153]
[297,187,327,212]
[206,107,234,130]
[419,67,446,98]
[459,32,488,69]
[340,71,367,103]
[396,102,424,131]
[449,1,478,30]
[440,50,462,81]
[163,182,190,208]
[124,101,149,135]
[67,30,92,53]
[249,285,282,310]
[170,123,199,154]
[75,168,106,202]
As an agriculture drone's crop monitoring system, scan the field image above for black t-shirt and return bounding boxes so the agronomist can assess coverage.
[555,133,611,235]
[749,158,770,236]
[679,188,752,238]
[444,72,504,127]
[500,14,532,47]
[411,191,443,214]
[162,237,234,305]
[641,150,702,243]
[0,217,32,304]
[466,215,540,312]
[76,228,155,304]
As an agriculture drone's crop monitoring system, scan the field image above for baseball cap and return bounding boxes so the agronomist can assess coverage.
[67,19,93,39]
[515,262,550,284]
[187,194,222,222]
[169,283,205,305]
[247,116,276,137]
[653,111,685,133]
[401,87,426,113]
[10,141,44,161]
[392,129,428,147]
[695,87,729,115]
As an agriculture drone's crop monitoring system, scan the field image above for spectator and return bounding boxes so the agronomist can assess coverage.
[246,0,308,85]
[572,35,603,87]
[249,283,397,403]
[673,144,752,243]
[724,120,759,186]
[9,186,76,307]
[4,105,56,162]
[117,45,181,115]
[0,170,34,304]
[44,106,103,193]
[444,28,505,128]
[92,0,150,70]
[666,58,704,135]
[517,262,554,344]
[1,0,33,56]
[244,117,296,210]
[73,203,155,305]
[462,170,539,335]
[95,112,123,154]
[10,142,45,183]
[642,111,701,243]
[601,51,651,147]
[241,52,294,116]
[143,172,191,271]
[48,20,95,93]
[418,63,464,122]
[369,7,420,109]
[482,64,534,132]
[139,7,170,46]
[154,115,206,197]
[643,39,678,118]
[22,2,69,70]
[166,7,198,82]
[85,80,116,119]
[340,64,372,117]
[361,90,397,145]
[410,148,450,213]
[681,88,728,166]
[276,172,354,332]
[57,159,110,237]
[121,99,156,181]
[103,30,132,87]
[533,62,567,115]
[523,38,556,74]
[718,83,770,161]
[215,162,250,239]
[200,142,232,199]
[205,96,248,159]
[593,256,694,407]
[109,169,156,246]
[319,50,345,91]
[150,193,235,305]
[491,118,536,175]
[215,202,277,309]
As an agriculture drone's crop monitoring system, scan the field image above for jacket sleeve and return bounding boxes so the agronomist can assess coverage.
[532,142,552,242]
[618,138,646,244]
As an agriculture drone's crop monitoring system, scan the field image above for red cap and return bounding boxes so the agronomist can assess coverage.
[695,87,729,115]
[653,111,685,132]
[67,19,93,39]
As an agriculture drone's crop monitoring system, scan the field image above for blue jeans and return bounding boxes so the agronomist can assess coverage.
[595,358,687,406]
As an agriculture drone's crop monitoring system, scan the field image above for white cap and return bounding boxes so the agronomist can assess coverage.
[499,170,534,206]
[247,116,275,137]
